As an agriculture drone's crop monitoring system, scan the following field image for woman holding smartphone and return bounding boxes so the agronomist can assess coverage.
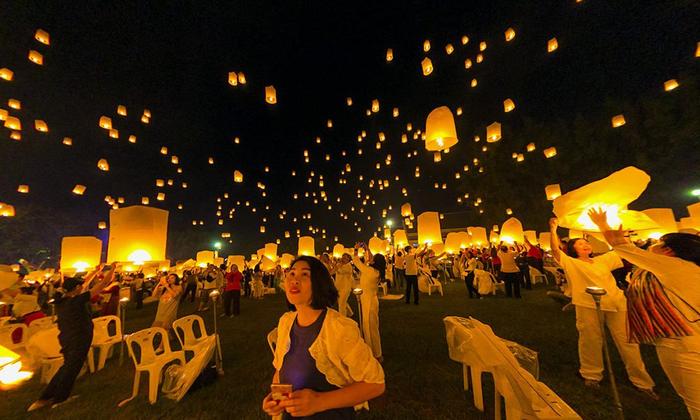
[151,273,182,333]
[262,256,385,418]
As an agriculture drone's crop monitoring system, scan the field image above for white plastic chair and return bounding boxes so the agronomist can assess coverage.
[529,267,548,286]
[27,316,55,336]
[172,315,210,354]
[119,327,185,406]
[87,315,122,372]
[267,328,278,355]
[419,269,443,296]
[0,323,29,351]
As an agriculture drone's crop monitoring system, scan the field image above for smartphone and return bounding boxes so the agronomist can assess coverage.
[270,383,293,401]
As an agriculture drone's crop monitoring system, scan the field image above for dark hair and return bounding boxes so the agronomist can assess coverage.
[404,246,411,253]
[289,256,338,310]
[660,233,700,266]
[566,238,587,258]
[370,253,387,280]
[136,272,145,279]
[167,273,181,285]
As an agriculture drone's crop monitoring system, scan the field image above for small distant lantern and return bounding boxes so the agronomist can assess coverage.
[128,135,136,143]
[516,153,524,162]
[238,72,246,84]
[34,120,48,132]
[371,99,379,113]
[611,114,626,128]
[470,78,478,87]
[35,29,50,45]
[505,27,516,42]
[17,185,29,193]
[392,107,399,118]
[421,57,433,76]
[663,79,679,91]
[72,184,86,195]
[4,116,21,130]
[228,71,238,86]
[386,48,393,62]
[234,170,243,183]
[545,184,562,200]
[0,68,14,81]
[543,147,557,158]
[433,152,442,162]
[97,159,109,171]
[461,35,469,45]
[423,39,431,52]
[141,197,150,205]
[171,155,179,164]
[98,221,107,230]
[28,50,44,65]
[117,105,127,116]
[160,146,168,155]
[156,179,165,187]
[503,98,515,112]
[346,97,353,106]
[157,193,165,201]
[265,85,277,104]
[526,142,536,152]
[486,122,502,142]
[63,137,73,146]
[445,43,454,55]
[109,128,118,139]
[8,99,20,110]
[547,38,558,53]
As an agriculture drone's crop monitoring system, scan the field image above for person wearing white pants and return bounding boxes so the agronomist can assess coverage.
[334,254,354,317]
[549,218,657,396]
[589,209,700,418]
[353,244,383,360]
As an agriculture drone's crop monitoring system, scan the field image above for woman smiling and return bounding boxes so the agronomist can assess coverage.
[262,256,385,418]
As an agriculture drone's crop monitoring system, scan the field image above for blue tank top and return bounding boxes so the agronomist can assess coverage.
[279,309,354,419]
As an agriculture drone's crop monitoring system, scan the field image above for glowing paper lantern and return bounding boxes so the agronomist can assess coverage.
[332,244,345,258]
[264,243,278,261]
[611,114,626,128]
[500,217,524,244]
[97,159,109,171]
[425,106,458,152]
[171,156,179,165]
[421,57,433,76]
[423,40,431,52]
[228,72,238,86]
[526,142,536,152]
[545,184,562,200]
[35,29,50,45]
[141,197,149,205]
[160,147,168,155]
[505,27,516,41]
[445,43,454,55]
[538,233,552,251]
[469,227,488,246]
[265,85,277,104]
[553,166,658,231]
[461,35,469,45]
[543,147,557,158]
[34,120,48,132]
[371,99,379,113]
[117,105,127,116]
[490,230,500,244]
[0,68,14,81]
[156,193,165,201]
[393,229,408,247]
[547,38,558,53]
[28,50,43,65]
[98,221,107,230]
[107,205,168,263]
[4,116,21,130]
[233,170,243,183]
[524,230,538,245]
[17,185,29,194]
[72,184,86,195]
[401,203,412,216]
[60,236,102,273]
[298,236,315,256]
[444,233,461,254]
[280,253,295,269]
[0,203,16,217]
[227,255,245,269]
[639,208,678,239]
[109,129,118,139]
[368,236,385,255]
[486,122,502,142]
[503,99,515,112]
[417,211,442,245]
[8,99,20,110]
[386,48,393,62]
[197,251,215,267]
[663,79,679,91]
[689,202,700,219]
[457,231,471,249]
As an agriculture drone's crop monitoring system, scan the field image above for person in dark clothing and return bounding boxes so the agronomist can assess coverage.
[223,264,242,317]
[516,252,532,290]
[181,270,198,303]
[28,263,116,412]
[133,273,145,309]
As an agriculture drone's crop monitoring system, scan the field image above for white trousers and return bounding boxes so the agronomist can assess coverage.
[360,292,382,358]
[337,285,352,317]
[575,306,654,389]
[656,346,700,419]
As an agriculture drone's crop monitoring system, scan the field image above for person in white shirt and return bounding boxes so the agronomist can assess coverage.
[589,208,700,417]
[549,217,657,397]
[352,244,383,359]
[404,246,419,304]
[497,244,522,298]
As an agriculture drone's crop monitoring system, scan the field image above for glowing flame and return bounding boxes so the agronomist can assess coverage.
[127,250,151,265]
[72,261,90,271]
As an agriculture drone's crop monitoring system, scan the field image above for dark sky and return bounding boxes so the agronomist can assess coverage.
[1,0,699,257]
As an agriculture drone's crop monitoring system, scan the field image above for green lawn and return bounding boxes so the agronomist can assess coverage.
[2,281,688,419]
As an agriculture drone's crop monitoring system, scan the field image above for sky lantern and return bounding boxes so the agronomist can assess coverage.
[505,27,516,41]
[547,38,558,53]
[486,122,502,142]
[423,39,431,52]
[696,42,700,58]
[639,208,678,239]
[141,115,150,124]
[265,85,277,104]
[489,230,500,244]
[461,35,469,45]
[237,71,247,84]
[611,114,626,127]
[10,131,21,141]
[17,185,29,193]
[72,184,86,195]
[421,57,433,76]
[433,152,442,162]
[468,227,488,246]
[417,211,442,245]
[538,233,552,250]
[109,128,118,139]
[143,109,151,118]
[160,146,168,155]
[4,116,21,130]
[128,135,136,143]
[0,68,13,81]
[8,99,20,109]
[470,78,478,87]
[386,48,393,62]
[526,142,536,152]
[35,29,50,45]
[445,43,454,54]
[545,184,562,200]
[208,157,214,164]
[60,236,102,273]
[524,230,538,245]
[543,147,557,158]
[196,251,215,267]
[371,99,379,113]
[425,106,458,152]
[346,97,353,106]
[516,154,524,162]
[279,253,295,269]
[228,71,238,86]
[500,217,524,243]
[0,202,16,217]
[368,236,385,254]
[663,79,679,91]
[28,50,43,65]
[298,236,315,256]
[34,120,48,132]
[156,193,165,201]
[156,179,165,187]
[171,155,179,164]
[117,105,127,116]
[553,166,658,231]
[97,159,109,171]
[62,137,72,146]
[401,203,412,217]
[264,243,278,261]
[98,221,107,230]
[332,243,345,258]
[393,229,408,247]
[107,205,168,263]
[444,232,461,254]
[506,208,514,215]
[141,197,149,205]
[503,98,515,112]
[0,109,6,121]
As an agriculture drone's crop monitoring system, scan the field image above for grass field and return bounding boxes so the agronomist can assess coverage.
[2,280,688,419]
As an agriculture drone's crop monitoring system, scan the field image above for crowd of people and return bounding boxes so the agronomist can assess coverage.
[1,218,698,418]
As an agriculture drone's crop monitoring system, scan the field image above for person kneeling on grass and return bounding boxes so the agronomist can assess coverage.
[28,263,117,412]
[262,256,385,419]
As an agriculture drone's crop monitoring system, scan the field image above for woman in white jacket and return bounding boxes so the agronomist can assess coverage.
[352,244,384,360]
[334,253,354,317]
[262,256,384,418]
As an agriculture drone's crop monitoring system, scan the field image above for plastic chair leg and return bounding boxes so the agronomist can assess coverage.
[495,391,502,420]
[97,344,113,370]
[118,371,141,407]
[148,369,159,404]
[87,347,96,373]
[471,367,484,411]
[462,364,469,391]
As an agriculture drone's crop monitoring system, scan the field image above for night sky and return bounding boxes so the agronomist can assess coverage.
[1,0,699,260]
